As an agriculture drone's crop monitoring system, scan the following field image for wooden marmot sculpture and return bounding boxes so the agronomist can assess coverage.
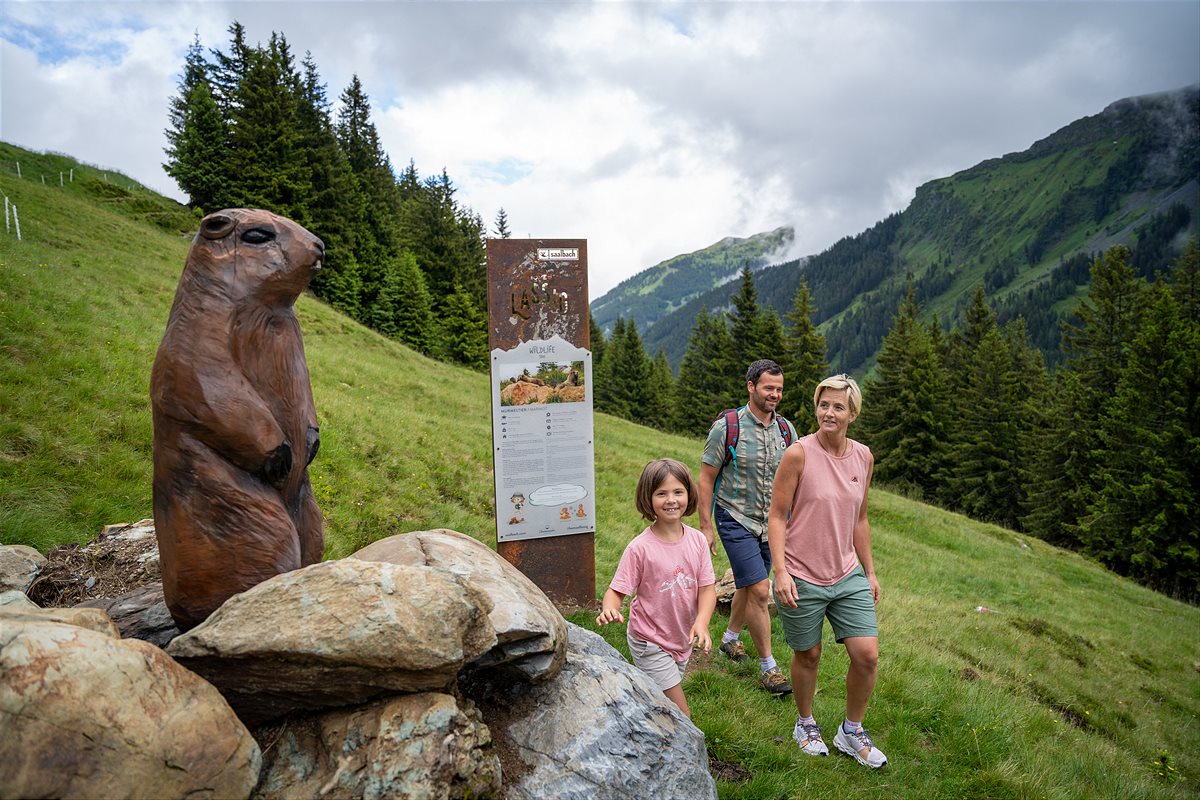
[151,209,325,631]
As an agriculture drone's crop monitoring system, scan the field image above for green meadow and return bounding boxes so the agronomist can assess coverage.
[1,144,1197,799]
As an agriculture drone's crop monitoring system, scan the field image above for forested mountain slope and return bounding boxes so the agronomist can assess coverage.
[590,226,793,337]
[634,85,1199,372]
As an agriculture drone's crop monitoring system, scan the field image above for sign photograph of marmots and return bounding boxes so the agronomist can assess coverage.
[499,360,586,406]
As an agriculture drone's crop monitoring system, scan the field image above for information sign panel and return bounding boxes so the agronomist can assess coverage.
[486,238,594,606]
[492,336,594,543]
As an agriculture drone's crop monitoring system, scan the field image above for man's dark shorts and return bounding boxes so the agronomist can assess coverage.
[715,505,771,589]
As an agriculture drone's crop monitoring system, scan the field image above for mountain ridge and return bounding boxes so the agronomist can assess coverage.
[612,84,1200,373]
[589,225,794,337]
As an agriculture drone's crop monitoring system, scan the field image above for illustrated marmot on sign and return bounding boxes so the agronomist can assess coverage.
[151,209,325,631]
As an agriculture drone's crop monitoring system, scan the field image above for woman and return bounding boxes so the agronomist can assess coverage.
[767,373,886,769]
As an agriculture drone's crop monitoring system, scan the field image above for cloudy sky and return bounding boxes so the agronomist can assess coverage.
[2,1,1198,299]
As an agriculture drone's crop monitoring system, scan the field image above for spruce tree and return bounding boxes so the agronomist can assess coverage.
[592,317,627,417]
[337,74,402,267]
[1168,238,1199,328]
[403,169,486,306]
[779,279,828,431]
[729,264,767,367]
[594,318,653,421]
[363,252,436,352]
[163,35,231,211]
[945,326,1025,525]
[756,310,788,377]
[436,285,488,370]
[858,284,947,499]
[207,22,251,120]
[392,253,435,353]
[1054,246,1146,547]
[165,34,209,140]
[588,315,607,369]
[1063,246,1144,397]
[675,308,737,436]
[228,33,310,217]
[1022,370,1091,546]
[1082,281,1198,599]
[164,79,230,212]
[611,319,654,422]
[295,51,364,317]
[494,208,512,239]
[647,350,677,431]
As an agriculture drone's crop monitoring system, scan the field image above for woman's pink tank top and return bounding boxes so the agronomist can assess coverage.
[783,434,871,586]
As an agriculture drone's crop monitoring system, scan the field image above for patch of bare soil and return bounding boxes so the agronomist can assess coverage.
[27,520,159,608]
[708,754,751,783]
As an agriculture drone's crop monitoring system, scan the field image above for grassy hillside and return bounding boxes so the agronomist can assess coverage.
[1,143,1198,799]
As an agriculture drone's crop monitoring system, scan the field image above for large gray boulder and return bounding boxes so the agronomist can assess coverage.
[167,558,497,725]
[353,529,566,682]
[468,624,717,800]
[0,618,260,799]
[253,692,500,800]
[0,544,45,594]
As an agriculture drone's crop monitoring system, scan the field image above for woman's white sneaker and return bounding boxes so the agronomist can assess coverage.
[793,719,829,756]
[833,725,887,768]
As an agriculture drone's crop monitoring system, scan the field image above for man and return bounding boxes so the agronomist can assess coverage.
[698,359,797,696]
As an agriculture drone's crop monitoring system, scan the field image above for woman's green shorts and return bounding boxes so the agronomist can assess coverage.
[775,565,878,651]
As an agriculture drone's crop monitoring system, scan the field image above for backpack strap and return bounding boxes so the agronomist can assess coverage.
[776,415,794,448]
[721,408,741,468]
[711,407,744,513]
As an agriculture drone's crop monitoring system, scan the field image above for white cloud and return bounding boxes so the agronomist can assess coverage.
[1,1,1197,298]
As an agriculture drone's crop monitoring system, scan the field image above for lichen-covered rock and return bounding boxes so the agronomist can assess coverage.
[167,558,497,725]
[0,544,45,594]
[0,603,120,638]
[353,529,566,682]
[0,619,260,799]
[467,624,716,800]
[253,692,500,800]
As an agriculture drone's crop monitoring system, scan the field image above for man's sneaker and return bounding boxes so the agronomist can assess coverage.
[719,639,749,663]
[834,724,887,768]
[793,719,828,756]
[760,667,792,696]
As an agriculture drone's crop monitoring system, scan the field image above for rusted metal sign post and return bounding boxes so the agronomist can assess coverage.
[487,239,595,608]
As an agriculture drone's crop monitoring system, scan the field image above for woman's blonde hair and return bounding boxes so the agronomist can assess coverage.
[635,458,698,521]
[813,373,862,417]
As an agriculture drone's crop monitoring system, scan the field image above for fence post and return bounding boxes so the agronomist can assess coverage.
[69,168,74,183]
[60,172,64,187]
[15,162,20,178]
[13,205,21,241]
[4,196,9,234]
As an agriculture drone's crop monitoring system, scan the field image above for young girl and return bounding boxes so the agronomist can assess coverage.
[596,458,717,717]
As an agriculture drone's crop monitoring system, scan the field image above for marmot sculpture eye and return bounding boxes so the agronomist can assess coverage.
[241,228,276,244]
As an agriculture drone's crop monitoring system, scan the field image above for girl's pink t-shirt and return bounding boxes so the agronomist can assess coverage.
[783,434,872,586]
[609,524,716,661]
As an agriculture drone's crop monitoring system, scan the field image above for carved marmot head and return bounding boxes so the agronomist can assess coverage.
[192,209,324,305]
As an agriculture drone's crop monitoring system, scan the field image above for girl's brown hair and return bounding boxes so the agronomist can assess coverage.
[635,458,698,521]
